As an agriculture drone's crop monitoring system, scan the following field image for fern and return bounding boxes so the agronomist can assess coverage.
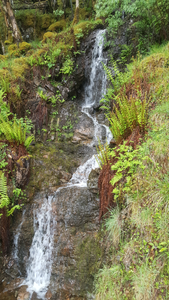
[0,173,21,218]
[24,135,34,149]
[7,204,21,217]
[108,94,148,142]
[95,139,111,169]
[0,173,10,216]
[0,116,34,147]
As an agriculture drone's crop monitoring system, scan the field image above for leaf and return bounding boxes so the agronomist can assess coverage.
[159,247,167,253]
[111,173,123,186]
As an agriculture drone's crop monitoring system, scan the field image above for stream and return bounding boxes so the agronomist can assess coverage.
[1,29,112,300]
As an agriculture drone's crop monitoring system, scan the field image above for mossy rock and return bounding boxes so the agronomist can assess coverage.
[48,19,66,32]
[73,19,103,38]
[0,54,5,61]
[19,42,32,53]
[41,14,53,29]
[4,40,12,45]
[12,57,29,79]
[79,7,89,20]
[8,44,17,52]
[16,11,55,39]
[8,44,18,55]
[42,31,56,43]
[16,12,35,29]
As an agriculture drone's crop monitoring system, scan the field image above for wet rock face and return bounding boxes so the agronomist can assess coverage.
[72,112,95,144]
[87,168,100,194]
[6,187,103,299]
[0,28,109,299]
[49,186,102,299]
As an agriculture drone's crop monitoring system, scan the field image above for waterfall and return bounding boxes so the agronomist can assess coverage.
[13,209,26,277]
[70,29,112,187]
[13,210,25,261]
[24,196,55,299]
[23,29,112,299]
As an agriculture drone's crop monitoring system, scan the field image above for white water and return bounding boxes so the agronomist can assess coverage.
[23,29,112,299]
[70,29,112,187]
[25,196,55,299]
[13,210,25,261]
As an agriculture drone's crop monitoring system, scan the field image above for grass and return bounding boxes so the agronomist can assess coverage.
[94,42,169,300]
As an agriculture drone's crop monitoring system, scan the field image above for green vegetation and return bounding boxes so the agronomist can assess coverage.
[0,0,168,295]
[0,90,34,148]
[0,8,102,255]
[0,18,102,108]
[95,0,169,56]
[0,173,21,217]
[95,42,169,299]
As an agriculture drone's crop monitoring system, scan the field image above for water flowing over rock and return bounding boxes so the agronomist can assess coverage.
[25,195,55,299]
[0,29,112,300]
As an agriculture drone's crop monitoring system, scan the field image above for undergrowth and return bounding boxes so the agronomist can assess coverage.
[95,42,169,299]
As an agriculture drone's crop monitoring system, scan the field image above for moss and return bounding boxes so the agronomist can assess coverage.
[15,10,55,39]
[48,19,67,32]
[16,155,31,168]
[0,68,10,80]
[8,44,17,54]
[4,40,12,45]
[79,7,89,20]
[8,42,31,57]
[41,14,53,29]
[72,7,79,25]
[12,57,29,79]
[0,55,5,61]
[19,42,32,53]
[42,32,56,43]
[73,19,103,38]
[65,233,104,295]
[17,12,35,28]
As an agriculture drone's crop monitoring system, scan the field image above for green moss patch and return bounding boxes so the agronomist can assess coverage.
[48,19,67,32]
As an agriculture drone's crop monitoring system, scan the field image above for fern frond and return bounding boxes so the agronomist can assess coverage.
[0,173,10,210]
[96,139,111,168]
[24,135,34,149]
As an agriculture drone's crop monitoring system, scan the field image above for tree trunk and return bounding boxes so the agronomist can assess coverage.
[76,0,79,8]
[73,0,79,25]
[69,0,73,19]
[1,0,22,45]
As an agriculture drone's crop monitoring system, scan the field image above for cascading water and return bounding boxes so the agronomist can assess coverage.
[70,29,112,187]
[23,29,112,299]
[13,210,26,263]
[24,196,55,299]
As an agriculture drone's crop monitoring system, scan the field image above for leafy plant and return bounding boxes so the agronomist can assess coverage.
[43,48,61,69]
[95,139,110,169]
[110,142,146,198]
[0,143,8,169]
[74,28,84,45]
[0,173,21,218]
[95,0,169,54]
[60,57,74,75]
[38,90,48,101]
[0,117,34,148]
[109,94,148,143]
[53,9,64,18]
